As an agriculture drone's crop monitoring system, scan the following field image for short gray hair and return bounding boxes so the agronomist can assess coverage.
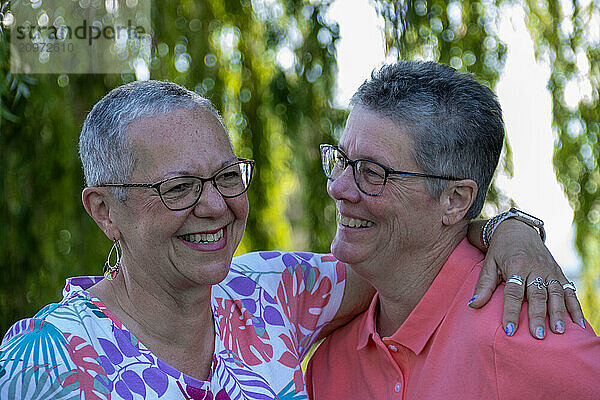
[79,80,223,201]
[350,61,504,219]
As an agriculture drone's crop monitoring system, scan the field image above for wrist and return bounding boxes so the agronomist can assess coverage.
[482,208,545,249]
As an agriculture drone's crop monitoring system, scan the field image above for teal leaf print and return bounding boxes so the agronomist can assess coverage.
[1,365,78,400]
[277,379,308,400]
[93,374,112,394]
[0,319,73,383]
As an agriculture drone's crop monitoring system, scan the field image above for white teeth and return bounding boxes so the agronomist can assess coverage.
[339,215,374,228]
[182,229,224,243]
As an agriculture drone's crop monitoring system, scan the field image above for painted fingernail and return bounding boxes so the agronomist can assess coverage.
[505,323,515,336]
[467,295,478,306]
[554,321,565,333]
[535,326,545,339]
[579,319,586,329]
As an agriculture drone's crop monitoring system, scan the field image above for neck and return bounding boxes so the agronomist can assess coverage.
[89,262,216,379]
[369,228,466,338]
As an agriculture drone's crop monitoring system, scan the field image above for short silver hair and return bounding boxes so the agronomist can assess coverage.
[79,80,223,201]
[351,61,504,219]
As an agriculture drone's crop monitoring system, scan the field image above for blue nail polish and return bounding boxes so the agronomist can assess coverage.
[579,319,586,329]
[505,323,515,336]
[554,321,565,333]
[535,327,545,339]
[467,295,478,305]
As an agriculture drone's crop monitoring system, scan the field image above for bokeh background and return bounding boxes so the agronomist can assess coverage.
[1,0,598,334]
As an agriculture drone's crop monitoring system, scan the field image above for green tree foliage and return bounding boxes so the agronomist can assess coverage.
[373,0,599,329]
[0,0,341,333]
[523,0,600,329]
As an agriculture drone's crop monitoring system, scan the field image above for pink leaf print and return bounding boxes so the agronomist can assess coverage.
[62,333,110,400]
[277,333,304,394]
[277,263,333,344]
[91,298,123,329]
[215,298,273,366]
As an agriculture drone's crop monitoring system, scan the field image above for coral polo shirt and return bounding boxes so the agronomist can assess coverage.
[306,239,600,400]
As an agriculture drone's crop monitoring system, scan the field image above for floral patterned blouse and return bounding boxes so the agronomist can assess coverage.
[0,251,346,399]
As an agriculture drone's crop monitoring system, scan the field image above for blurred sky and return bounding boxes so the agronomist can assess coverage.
[327,0,582,278]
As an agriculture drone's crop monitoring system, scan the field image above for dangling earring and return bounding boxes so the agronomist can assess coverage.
[103,239,121,280]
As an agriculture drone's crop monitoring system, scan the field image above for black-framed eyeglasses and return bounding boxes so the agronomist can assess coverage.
[98,159,255,211]
[320,144,463,196]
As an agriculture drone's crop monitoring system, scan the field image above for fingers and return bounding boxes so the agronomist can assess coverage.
[563,284,586,329]
[545,280,566,334]
[551,266,586,328]
[526,277,549,339]
[468,258,501,309]
[501,274,526,336]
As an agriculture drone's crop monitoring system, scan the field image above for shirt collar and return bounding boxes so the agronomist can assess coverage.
[357,238,483,354]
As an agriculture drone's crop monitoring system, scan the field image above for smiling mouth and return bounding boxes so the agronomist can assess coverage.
[180,228,225,244]
[338,214,374,228]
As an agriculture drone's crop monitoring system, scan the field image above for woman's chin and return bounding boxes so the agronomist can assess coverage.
[331,238,368,266]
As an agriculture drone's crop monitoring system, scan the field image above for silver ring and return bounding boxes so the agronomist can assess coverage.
[506,275,524,286]
[527,277,547,290]
[562,281,576,291]
[546,279,560,286]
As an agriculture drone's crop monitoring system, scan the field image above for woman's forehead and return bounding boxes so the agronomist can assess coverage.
[128,108,236,179]
[340,106,414,166]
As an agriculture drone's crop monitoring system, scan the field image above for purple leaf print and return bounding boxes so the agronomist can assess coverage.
[158,358,181,379]
[115,380,133,400]
[97,355,115,375]
[142,352,154,363]
[241,298,257,314]
[122,370,146,397]
[143,366,168,397]
[294,252,314,261]
[69,276,101,289]
[98,338,123,364]
[262,291,277,304]
[93,374,113,393]
[282,253,299,269]
[263,306,284,326]
[258,251,280,260]
[114,328,141,357]
[227,276,256,296]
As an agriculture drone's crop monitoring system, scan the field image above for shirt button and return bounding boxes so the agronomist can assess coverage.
[394,382,402,392]
[388,344,398,352]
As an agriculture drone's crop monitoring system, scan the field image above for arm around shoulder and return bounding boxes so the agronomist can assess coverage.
[316,265,374,341]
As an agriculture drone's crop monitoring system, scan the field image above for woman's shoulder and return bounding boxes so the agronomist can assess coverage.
[2,275,111,346]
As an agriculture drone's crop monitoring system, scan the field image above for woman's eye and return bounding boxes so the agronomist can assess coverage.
[164,182,193,195]
[217,171,242,187]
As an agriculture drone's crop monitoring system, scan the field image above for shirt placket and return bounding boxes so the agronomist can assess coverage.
[373,333,408,399]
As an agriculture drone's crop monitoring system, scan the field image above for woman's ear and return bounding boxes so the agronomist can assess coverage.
[440,179,478,226]
[82,187,121,240]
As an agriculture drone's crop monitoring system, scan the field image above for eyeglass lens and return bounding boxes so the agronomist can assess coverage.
[321,146,386,196]
[158,161,253,210]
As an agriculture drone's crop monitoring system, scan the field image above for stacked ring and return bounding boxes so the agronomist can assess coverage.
[506,275,524,286]
[562,281,576,291]
[527,277,546,290]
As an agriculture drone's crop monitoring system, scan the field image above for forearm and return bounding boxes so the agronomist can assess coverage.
[317,266,375,340]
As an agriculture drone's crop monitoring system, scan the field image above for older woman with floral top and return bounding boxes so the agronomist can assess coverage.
[0,80,580,399]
